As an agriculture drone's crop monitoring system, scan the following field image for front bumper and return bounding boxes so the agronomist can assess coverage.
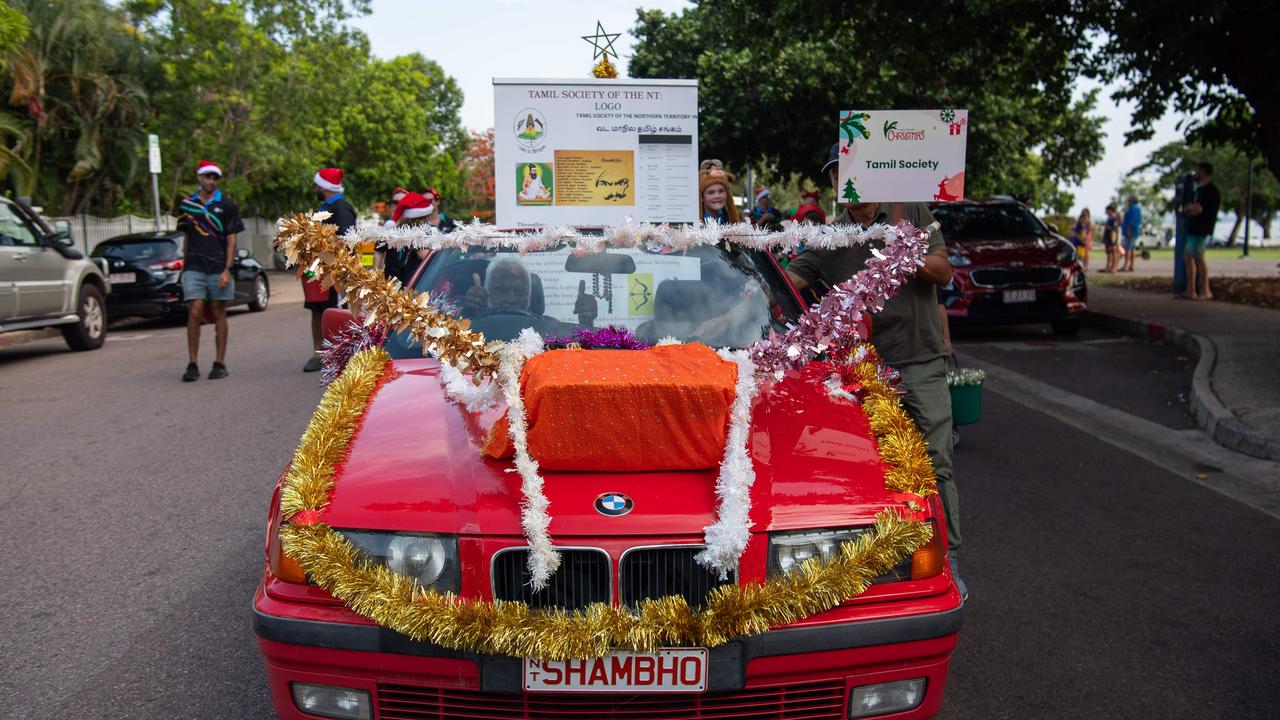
[254,586,963,719]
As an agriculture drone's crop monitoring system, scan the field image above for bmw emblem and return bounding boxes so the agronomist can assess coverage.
[594,493,633,517]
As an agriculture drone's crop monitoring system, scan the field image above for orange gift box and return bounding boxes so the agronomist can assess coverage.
[483,344,738,471]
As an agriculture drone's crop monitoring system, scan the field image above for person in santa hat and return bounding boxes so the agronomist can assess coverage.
[177,160,244,382]
[747,187,783,232]
[302,167,358,372]
[791,189,827,225]
[377,191,444,285]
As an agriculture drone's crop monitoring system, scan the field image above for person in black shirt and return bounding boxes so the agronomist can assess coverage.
[177,160,245,382]
[383,189,458,286]
[1180,161,1221,300]
[303,167,358,371]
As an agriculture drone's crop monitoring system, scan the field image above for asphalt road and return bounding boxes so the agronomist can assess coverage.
[3,295,1279,719]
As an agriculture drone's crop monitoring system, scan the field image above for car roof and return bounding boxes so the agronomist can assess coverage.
[99,231,184,243]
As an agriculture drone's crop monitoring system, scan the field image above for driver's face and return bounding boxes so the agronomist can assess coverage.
[488,265,531,310]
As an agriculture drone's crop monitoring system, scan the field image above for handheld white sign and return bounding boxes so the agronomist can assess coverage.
[494,78,698,228]
[836,109,968,203]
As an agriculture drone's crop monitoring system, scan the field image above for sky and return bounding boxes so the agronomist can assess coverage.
[355,0,1254,235]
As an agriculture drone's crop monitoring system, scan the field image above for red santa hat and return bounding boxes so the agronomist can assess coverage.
[314,167,344,193]
[800,190,821,202]
[393,192,435,224]
[754,187,770,203]
[195,160,222,177]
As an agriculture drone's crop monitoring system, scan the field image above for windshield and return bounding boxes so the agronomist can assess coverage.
[930,203,1047,240]
[385,244,800,359]
[92,240,178,262]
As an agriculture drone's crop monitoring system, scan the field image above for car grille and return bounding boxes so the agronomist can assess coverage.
[492,548,611,610]
[619,547,736,608]
[969,266,1062,287]
[378,680,845,719]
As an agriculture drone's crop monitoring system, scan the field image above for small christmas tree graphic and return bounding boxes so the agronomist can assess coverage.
[842,178,861,203]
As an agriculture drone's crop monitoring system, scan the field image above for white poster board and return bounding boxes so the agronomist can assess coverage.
[494,78,698,228]
[836,109,968,203]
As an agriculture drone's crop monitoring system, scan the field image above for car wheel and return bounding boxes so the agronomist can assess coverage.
[62,284,107,351]
[248,274,269,312]
[1051,316,1082,336]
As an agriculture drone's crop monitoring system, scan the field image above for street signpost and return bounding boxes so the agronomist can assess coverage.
[148,134,162,231]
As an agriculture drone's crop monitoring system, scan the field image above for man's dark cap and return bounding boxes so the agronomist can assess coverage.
[821,143,840,174]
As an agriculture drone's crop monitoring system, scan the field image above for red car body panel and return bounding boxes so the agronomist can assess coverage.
[257,250,963,719]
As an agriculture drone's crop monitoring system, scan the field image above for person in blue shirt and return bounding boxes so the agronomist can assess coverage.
[1120,196,1142,272]
[304,167,357,372]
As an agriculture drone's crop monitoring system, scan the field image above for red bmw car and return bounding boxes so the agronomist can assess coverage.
[930,200,1087,334]
[254,241,964,719]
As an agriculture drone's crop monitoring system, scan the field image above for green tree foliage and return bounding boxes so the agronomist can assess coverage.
[1080,1,1280,182]
[1,0,466,218]
[1131,141,1280,242]
[628,1,1104,208]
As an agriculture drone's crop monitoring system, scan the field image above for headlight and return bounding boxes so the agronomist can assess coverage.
[337,530,460,592]
[768,525,933,583]
[768,528,864,577]
[947,252,971,267]
[1055,243,1077,263]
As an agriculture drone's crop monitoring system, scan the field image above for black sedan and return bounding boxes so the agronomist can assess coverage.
[91,232,270,320]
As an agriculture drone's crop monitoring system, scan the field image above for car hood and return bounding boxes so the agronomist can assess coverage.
[948,235,1066,264]
[320,358,903,537]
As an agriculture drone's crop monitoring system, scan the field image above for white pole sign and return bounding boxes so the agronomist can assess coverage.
[494,78,698,227]
[836,109,968,203]
[148,134,162,174]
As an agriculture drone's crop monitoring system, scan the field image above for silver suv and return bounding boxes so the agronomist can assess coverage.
[0,197,110,350]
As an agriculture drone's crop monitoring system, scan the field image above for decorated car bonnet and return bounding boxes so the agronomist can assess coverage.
[273,214,941,660]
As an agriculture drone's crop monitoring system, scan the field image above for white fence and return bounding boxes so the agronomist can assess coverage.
[54,214,282,266]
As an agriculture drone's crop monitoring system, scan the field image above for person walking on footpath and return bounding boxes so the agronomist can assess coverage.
[1101,204,1120,272]
[785,144,965,597]
[1069,208,1093,270]
[177,160,244,382]
[1120,196,1142,272]
[302,167,357,372]
[1180,161,1221,300]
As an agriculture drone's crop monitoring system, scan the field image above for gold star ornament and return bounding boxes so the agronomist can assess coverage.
[582,20,620,62]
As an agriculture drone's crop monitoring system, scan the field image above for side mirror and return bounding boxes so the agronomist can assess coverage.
[53,219,73,247]
[321,307,355,344]
[236,248,250,259]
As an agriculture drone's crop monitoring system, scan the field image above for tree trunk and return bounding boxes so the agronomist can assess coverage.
[1225,214,1242,245]
[1260,209,1274,239]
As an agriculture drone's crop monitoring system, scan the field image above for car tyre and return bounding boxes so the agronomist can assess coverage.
[1051,316,1082,336]
[62,283,107,351]
[248,274,269,312]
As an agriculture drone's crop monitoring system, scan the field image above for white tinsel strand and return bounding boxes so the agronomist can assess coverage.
[440,363,502,412]
[495,332,558,590]
[696,349,761,578]
[341,219,902,256]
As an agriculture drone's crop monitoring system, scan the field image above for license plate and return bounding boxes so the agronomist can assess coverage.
[524,648,708,693]
[109,272,134,284]
[1002,289,1035,303]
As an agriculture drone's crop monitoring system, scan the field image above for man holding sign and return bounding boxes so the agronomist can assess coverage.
[786,142,964,595]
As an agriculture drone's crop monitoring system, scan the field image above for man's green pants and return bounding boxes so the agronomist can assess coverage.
[895,357,961,550]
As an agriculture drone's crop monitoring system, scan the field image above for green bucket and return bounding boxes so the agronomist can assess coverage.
[949,382,984,425]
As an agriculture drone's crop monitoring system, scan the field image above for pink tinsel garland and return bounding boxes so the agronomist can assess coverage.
[749,220,929,380]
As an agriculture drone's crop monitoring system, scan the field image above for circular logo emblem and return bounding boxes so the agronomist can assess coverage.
[594,493,633,517]
[513,107,547,151]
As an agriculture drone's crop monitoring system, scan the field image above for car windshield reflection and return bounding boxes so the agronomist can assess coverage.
[385,244,798,359]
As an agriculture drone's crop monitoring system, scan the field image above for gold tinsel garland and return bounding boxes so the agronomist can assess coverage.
[275,213,501,377]
[277,347,938,660]
[851,358,939,498]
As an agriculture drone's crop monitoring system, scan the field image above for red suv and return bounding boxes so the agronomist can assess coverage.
[930,200,1087,334]
[254,241,964,719]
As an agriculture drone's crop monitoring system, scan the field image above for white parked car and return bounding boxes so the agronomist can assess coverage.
[0,197,111,350]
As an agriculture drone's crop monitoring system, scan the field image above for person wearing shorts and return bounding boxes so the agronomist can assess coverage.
[177,160,244,382]
[1181,162,1221,300]
[1120,196,1141,272]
